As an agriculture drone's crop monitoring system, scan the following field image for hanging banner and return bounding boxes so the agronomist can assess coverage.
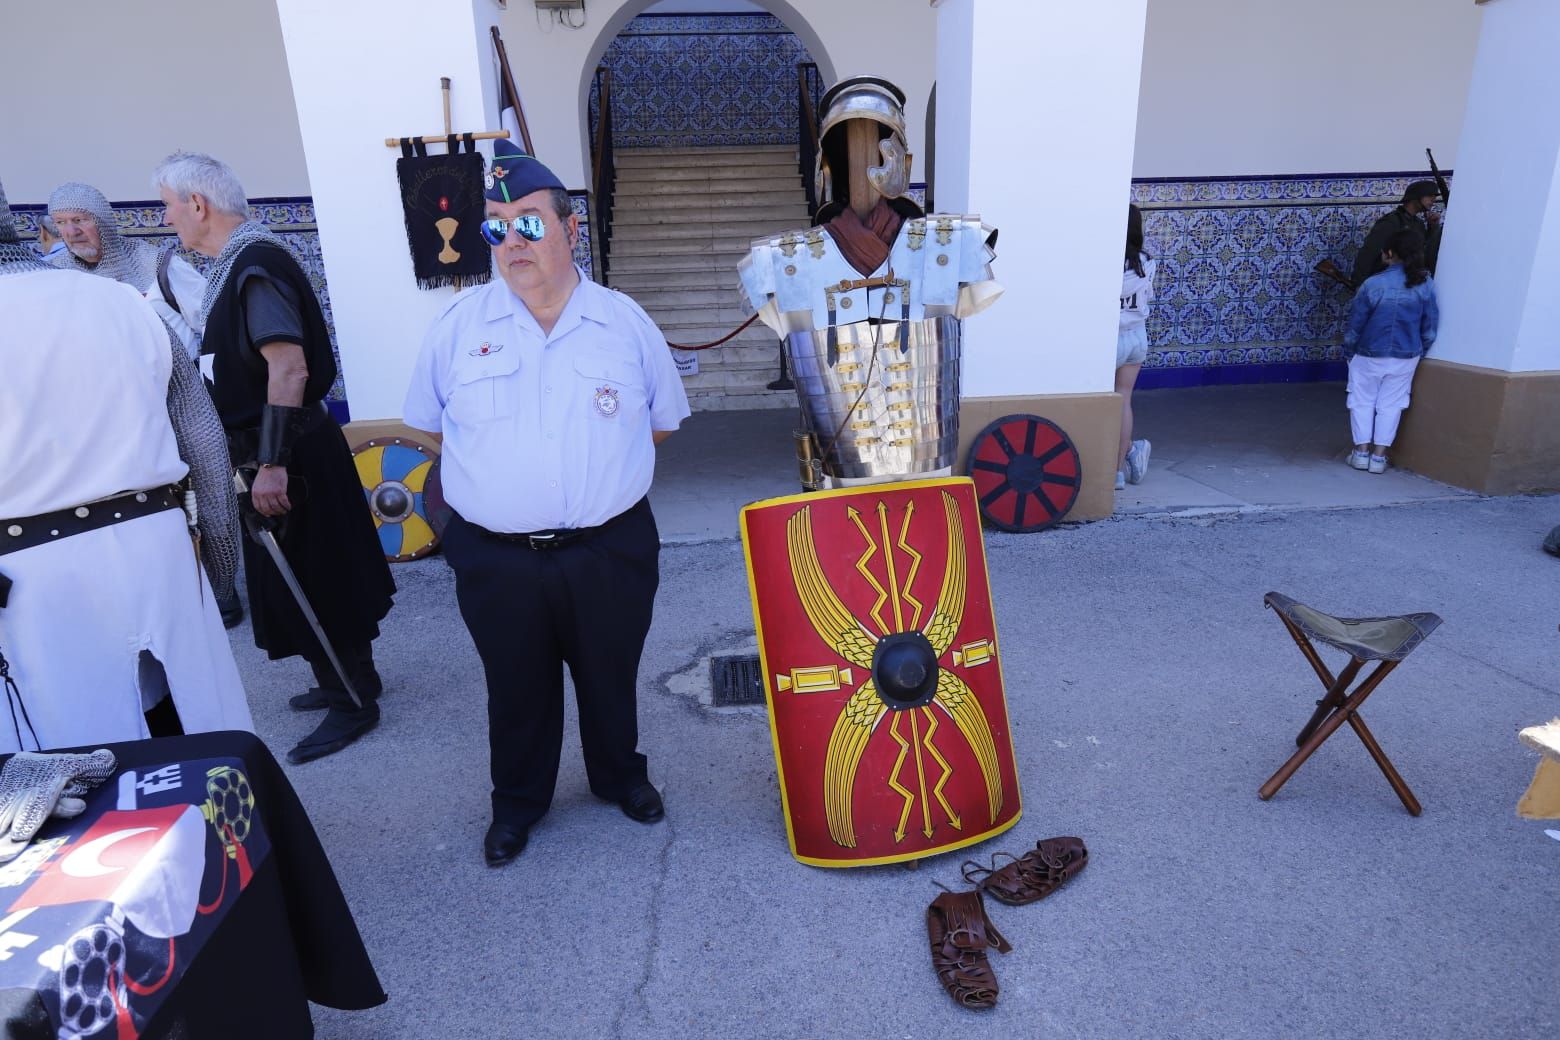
[396,137,490,290]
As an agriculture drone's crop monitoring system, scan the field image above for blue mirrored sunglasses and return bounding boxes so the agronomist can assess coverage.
[479,214,547,246]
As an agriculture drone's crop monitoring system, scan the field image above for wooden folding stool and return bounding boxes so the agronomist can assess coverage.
[1258,592,1442,816]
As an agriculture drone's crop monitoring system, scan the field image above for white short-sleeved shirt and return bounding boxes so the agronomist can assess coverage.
[404,268,690,533]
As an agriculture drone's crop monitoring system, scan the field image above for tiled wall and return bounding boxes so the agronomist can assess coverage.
[591,13,813,149]
[13,192,596,420]
[1131,173,1445,388]
[17,174,1438,408]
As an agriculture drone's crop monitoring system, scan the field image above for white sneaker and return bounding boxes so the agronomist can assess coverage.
[1348,449,1370,470]
[1126,439,1151,485]
[1114,470,1126,491]
[1368,454,1387,474]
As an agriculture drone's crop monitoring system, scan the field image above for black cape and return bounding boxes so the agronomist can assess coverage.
[205,242,395,661]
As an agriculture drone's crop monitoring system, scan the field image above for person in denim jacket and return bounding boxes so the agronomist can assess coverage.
[1342,227,1438,474]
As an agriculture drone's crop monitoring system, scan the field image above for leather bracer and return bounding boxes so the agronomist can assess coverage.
[256,403,312,467]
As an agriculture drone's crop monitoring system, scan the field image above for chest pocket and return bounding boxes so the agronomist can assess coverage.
[447,347,521,426]
[573,353,647,423]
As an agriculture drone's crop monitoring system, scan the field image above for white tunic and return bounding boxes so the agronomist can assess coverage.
[0,269,252,753]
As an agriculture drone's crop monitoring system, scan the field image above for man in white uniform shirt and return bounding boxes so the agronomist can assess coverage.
[0,175,252,753]
[404,149,689,866]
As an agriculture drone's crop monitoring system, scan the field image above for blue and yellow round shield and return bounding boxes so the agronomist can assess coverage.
[351,436,440,562]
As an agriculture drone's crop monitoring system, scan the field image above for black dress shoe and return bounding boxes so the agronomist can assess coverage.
[617,783,665,824]
[285,704,380,764]
[483,822,529,866]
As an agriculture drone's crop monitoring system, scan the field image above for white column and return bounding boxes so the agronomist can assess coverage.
[1434,0,1560,375]
[935,0,1148,399]
[273,0,502,422]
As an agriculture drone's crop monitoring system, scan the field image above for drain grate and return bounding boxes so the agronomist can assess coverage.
[710,654,766,707]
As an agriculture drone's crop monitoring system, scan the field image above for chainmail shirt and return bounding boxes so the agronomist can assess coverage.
[200,220,289,321]
[162,319,241,601]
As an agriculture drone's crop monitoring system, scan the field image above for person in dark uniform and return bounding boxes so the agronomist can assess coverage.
[1352,179,1443,286]
[403,149,689,866]
[154,151,396,764]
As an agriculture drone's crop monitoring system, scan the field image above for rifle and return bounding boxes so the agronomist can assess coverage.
[1426,147,1450,207]
[1313,258,1354,291]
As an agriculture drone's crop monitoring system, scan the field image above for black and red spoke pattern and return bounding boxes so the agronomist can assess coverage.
[967,414,1081,532]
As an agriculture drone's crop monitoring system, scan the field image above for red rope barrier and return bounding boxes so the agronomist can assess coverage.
[665,313,761,351]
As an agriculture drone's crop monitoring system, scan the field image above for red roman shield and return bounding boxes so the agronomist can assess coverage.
[740,477,1023,867]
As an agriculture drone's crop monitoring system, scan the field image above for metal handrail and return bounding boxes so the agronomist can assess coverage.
[589,66,616,280]
[797,62,823,218]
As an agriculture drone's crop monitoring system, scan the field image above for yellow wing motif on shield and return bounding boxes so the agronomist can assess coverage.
[933,670,1003,822]
[923,491,1002,823]
[822,681,888,847]
[787,506,878,669]
[921,492,968,655]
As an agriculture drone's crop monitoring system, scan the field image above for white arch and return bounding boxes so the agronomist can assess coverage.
[571,0,837,180]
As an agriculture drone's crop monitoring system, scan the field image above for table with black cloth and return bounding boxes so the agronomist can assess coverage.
[0,730,384,1039]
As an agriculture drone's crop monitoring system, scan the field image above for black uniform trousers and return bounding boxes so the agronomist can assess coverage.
[441,497,659,829]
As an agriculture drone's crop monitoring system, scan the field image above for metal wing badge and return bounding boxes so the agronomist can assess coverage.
[742,477,1022,867]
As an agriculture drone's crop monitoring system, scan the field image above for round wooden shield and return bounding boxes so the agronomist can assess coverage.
[967,414,1081,533]
[425,454,452,539]
[351,436,441,562]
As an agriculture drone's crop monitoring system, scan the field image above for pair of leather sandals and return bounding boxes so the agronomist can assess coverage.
[926,836,1089,1010]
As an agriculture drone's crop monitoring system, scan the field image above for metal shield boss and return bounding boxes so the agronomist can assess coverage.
[741,477,1022,867]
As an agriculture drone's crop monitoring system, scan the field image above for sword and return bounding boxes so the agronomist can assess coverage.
[232,470,364,709]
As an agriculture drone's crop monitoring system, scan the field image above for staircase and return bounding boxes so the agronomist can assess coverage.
[606,145,810,411]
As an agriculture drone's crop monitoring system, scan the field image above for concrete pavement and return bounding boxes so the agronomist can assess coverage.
[222,466,1557,1038]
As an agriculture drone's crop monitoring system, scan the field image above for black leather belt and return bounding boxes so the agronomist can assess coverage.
[476,497,645,551]
[0,485,184,557]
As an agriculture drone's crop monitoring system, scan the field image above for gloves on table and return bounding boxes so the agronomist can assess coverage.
[0,750,117,863]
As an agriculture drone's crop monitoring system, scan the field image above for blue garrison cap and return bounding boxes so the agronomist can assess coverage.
[484,144,565,204]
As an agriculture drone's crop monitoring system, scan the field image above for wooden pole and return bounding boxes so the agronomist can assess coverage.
[383,130,509,148]
[441,77,452,136]
[846,121,878,220]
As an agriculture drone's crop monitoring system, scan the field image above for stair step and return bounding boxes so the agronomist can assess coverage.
[609,236,781,257]
[614,176,802,198]
[624,144,794,156]
[606,252,749,275]
[622,286,744,309]
[608,268,740,290]
[611,191,806,211]
[616,151,798,171]
[615,205,808,227]
[611,163,800,185]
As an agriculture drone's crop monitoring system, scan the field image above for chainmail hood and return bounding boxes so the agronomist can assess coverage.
[47,181,159,290]
[0,174,51,274]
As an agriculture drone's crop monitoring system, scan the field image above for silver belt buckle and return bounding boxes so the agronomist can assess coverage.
[527,532,557,550]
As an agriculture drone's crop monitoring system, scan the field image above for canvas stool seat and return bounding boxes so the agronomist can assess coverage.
[1258,592,1442,815]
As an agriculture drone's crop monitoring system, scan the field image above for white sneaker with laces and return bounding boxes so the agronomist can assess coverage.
[1126,439,1151,484]
[1368,454,1387,474]
[1348,449,1370,470]
[1114,470,1126,491]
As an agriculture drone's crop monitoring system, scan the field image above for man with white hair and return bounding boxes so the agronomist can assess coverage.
[48,180,244,630]
[0,172,253,752]
[31,213,65,260]
[49,181,206,359]
[155,150,395,764]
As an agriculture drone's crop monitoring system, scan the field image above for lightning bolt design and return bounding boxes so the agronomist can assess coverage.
[921,706,962,830]
[847,506,891,635]
[887,712,915,843]
[897,501,925,630]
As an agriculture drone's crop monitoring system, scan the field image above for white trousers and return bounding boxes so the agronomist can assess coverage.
[1347,355,1420,447]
